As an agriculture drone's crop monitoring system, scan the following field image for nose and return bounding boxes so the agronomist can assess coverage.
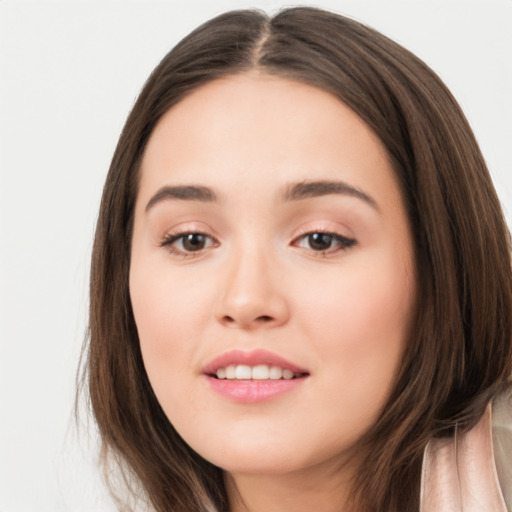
[215,248,290,330]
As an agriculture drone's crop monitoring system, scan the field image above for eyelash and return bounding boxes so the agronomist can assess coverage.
[160,231,219,259]
[291,229,356,255]
[159,229,356,259]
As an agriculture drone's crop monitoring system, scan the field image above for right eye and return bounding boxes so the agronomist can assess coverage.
[291,230,356,256]
[160,232,218,257]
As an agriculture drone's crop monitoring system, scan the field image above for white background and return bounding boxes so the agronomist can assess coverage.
[1,1,511,511]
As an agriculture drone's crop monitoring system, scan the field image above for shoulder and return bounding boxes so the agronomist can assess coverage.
[420,390,512,512]
[493,388,512,511]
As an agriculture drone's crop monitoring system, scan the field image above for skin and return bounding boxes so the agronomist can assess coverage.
[129,73,416,511]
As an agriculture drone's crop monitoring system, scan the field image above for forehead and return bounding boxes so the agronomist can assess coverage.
[138,73,399,211]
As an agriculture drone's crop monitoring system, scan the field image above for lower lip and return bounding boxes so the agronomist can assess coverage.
[206,376,306,403]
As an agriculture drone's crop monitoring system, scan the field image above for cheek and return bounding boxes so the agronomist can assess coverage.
[302,259,411,336]
[296,254,413,401]
[129,262,213,383]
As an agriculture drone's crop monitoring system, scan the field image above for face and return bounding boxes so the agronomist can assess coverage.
[129,74,416,477]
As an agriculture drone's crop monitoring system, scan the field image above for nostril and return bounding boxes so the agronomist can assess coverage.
[220,314,274,326]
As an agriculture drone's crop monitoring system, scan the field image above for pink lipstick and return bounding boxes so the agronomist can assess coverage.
[203,349,309,403]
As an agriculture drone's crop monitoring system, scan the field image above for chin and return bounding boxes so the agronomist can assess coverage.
[209,450,315,476]
[186,428,352,477]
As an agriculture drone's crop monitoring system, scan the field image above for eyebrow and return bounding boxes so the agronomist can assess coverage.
[284,180,379,210]
[145,180,379,212]
[145,185,217,211]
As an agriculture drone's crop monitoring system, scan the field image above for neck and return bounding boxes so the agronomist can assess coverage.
[225,456,359,512]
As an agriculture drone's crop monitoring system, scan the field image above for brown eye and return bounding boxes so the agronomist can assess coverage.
[181,233,207,251]
[161,232,218,257]
[307,233,335,251]
[294,231,356,254]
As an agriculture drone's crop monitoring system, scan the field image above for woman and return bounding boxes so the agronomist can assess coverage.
[83,7,512,511]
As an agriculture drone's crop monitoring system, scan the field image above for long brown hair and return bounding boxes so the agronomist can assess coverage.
[82,7,512,511]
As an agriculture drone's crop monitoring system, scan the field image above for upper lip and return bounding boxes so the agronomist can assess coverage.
[203,349,309,375]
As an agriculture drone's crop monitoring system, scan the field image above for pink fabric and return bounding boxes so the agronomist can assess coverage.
[420,404,508,511]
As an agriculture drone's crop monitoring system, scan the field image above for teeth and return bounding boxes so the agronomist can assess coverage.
[225,365,236,379]
[235,365,252,380]
[282,369,294,379]
[269,366,282,379]
[252,364,270,380]
[215,364,299,380]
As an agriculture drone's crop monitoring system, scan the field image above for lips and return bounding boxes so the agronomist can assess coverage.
[203,349,309,377]
[203,349,309,403]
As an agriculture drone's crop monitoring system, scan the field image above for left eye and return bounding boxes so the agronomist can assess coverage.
[161,232,217,254]
[294,232,356,253]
